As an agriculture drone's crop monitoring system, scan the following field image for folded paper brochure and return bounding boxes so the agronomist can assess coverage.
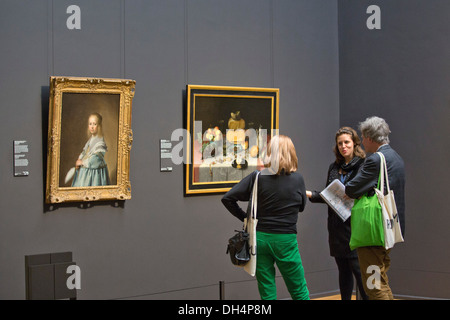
[319,179,354,222]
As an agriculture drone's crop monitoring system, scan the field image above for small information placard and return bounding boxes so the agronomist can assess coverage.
[14,140,30,177]
[160,139,173,172]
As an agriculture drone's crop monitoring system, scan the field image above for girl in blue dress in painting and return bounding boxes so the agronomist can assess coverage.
[71,112,111,187]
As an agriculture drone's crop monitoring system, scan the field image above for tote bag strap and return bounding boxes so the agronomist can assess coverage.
[376,152,391,193]
[250,171,260,220]
[244,171,260,231]
[382,153,391,193]
[376,152,383,192]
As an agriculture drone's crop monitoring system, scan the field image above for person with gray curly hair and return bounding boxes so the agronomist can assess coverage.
[358,116,391,144]
[345,116,405,300]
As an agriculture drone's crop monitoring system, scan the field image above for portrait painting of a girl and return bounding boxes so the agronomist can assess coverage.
[59,92,119,188]
[70,112,111,187]
[46,77,134,204]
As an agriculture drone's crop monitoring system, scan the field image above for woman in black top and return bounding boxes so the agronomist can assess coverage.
[306,127,368,300]
[222,135,309,300]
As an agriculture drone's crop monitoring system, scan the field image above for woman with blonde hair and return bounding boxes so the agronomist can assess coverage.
[222,134,309,300]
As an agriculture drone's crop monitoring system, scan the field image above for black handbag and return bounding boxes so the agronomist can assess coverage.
[225,171,260,270]
[226,230,250,266]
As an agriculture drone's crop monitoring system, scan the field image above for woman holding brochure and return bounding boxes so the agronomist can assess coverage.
[306,127,368,300]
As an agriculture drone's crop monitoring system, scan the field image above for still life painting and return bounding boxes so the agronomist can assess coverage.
[185,85,279,196]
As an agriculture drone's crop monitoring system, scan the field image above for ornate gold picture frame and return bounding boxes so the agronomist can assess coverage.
[185,85,279,196]
[45,76,135,203]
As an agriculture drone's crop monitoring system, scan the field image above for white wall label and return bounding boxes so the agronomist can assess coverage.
[14,140,29,177]
[160,139,173,172]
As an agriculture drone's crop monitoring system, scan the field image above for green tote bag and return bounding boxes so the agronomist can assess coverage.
[349,193,385,250]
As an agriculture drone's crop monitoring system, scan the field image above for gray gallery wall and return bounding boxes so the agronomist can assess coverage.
[1,0,448,300]
[338,0,450,299]
[0,0,339,299]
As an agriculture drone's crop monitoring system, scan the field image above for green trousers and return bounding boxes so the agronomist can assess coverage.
[255,231,310,300]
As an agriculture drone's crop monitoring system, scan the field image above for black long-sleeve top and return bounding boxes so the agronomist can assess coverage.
[221,169,307,234]
[309,158,364,258]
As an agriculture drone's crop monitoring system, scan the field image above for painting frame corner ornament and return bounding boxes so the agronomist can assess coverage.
[184,84,279,196]
[45,76,135,204]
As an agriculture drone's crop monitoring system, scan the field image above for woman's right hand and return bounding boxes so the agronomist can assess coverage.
[75,159,83,169]
[306,190,312,198]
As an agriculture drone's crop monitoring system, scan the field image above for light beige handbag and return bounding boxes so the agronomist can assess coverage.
[375,152,404,249]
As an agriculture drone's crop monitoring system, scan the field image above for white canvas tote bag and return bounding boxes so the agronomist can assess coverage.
[243,172,259,276]
[375,152,404,249]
